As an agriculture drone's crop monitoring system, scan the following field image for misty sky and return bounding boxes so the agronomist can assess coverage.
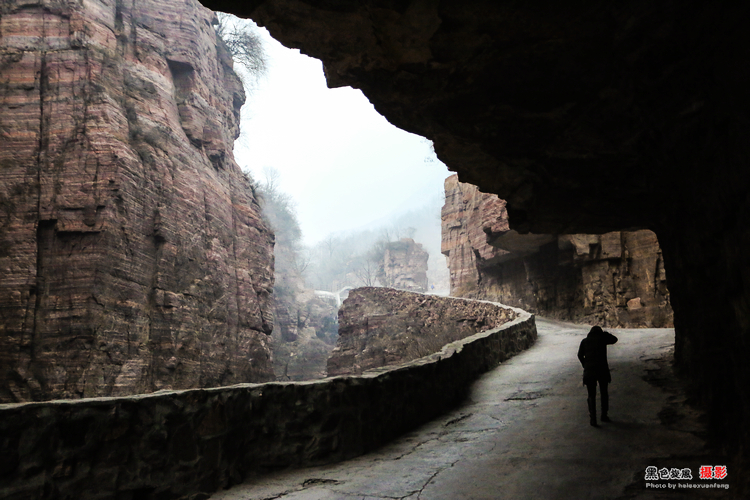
[233,25,450,247]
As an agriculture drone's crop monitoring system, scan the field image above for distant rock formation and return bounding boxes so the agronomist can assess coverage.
[0,0,275,402]
[379,238,429,292]
[327,287,518,376]
[441,175,673,328]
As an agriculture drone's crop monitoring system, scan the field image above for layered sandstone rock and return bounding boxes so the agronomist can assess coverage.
[380,237,428,291]
[442,176,673,328]
[0,0,275,402]
[261,196,339,381]
[327,287,517,376]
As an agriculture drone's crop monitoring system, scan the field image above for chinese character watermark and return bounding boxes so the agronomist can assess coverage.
[645,465,729,491]
[645,466,693,481]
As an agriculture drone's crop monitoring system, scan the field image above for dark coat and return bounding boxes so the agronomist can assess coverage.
[578,326,618,385]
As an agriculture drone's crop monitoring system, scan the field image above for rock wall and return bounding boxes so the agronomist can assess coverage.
[0,0,275,402]
[0,299,535,500]
[380,237,428,291]
[442,176,673,328]
[327,287,519,376]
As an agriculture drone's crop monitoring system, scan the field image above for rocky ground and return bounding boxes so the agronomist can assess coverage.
[212,318,734,499]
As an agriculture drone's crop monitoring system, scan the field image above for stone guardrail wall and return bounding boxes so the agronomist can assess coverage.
[0,300,536,500]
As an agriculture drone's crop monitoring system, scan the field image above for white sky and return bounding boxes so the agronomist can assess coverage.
[233,26,450,247]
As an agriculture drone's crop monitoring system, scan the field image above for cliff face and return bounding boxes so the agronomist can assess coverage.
[0,0,275,401]
[271,289,338,381]
[441,176,512,297]
[380,238,429,292]
[327,287,518,376]
[442,176,673,328]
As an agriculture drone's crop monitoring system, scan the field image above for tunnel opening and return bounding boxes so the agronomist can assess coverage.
[204,1,750,493]
[217,13,453,381]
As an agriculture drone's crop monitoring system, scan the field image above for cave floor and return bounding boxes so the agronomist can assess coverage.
[211,318,732,499]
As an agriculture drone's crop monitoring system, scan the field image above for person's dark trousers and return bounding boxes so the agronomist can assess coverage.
[586,378,609,426]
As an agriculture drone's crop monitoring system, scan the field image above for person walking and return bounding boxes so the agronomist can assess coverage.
[577,326,618,427]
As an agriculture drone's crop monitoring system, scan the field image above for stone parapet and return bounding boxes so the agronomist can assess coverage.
[0,302,535,500]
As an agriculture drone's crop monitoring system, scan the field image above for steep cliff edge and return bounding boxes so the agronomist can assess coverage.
[271,286,338,381]
[0,0,275,401]
[442,176,673,328]
[270,248,338,381]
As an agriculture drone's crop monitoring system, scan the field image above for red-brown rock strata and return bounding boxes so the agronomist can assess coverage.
[442,176,673,327]
[0,0,275,402]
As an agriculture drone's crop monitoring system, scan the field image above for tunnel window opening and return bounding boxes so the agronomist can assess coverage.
[217,13,451,381]
[219,13,451,295]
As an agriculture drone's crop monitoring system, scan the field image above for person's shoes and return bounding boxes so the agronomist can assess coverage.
[590,418,598,427]
[601,415,611,422]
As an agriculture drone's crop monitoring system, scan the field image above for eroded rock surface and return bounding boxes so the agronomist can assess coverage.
[327,287,518,376]
[380,237,428,292]
[0,0,275,401]
[442,176,673,328]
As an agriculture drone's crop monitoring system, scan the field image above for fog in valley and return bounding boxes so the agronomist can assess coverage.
[230,16,451,294]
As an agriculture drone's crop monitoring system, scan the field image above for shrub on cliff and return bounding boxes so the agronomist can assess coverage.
[215,13,267,87]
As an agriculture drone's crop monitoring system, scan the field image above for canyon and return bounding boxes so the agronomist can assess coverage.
[442,175,673,328]
[1,0,749,494]
[271,274,338,381]
[0,0,275,402]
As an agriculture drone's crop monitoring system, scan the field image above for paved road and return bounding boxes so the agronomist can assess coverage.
[212,318,730,499]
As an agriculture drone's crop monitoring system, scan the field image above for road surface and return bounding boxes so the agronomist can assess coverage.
[212,318,731,499]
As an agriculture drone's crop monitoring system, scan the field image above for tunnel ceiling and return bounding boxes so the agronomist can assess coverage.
[204,0,749,236]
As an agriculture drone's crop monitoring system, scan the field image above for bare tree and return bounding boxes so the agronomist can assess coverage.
[215,13,267,83]
[261,166,281,195]
[292,247,312,276]
[353,257,378,287]
[322,235,337,258]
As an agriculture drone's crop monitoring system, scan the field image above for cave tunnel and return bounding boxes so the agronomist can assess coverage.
[203,0,750,480]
